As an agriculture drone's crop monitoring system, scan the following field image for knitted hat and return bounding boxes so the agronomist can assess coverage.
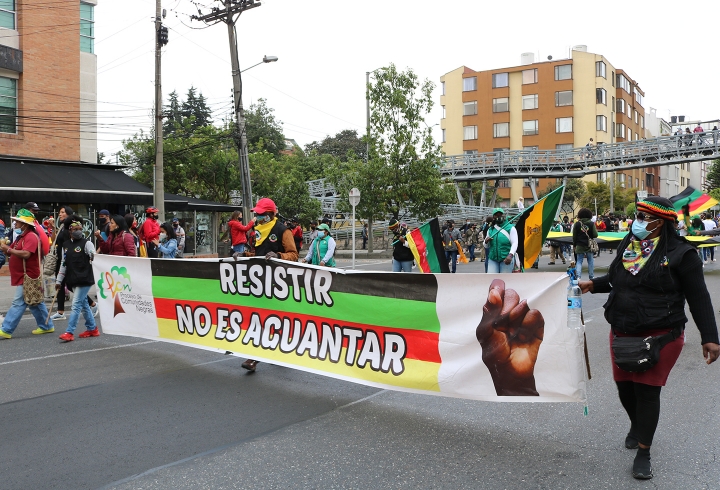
[388,218,400,229]
[636,196,677,221]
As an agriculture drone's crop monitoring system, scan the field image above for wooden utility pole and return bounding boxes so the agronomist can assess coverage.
[154,1,166,220]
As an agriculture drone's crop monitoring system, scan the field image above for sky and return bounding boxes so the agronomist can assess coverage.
[95,0,720,162]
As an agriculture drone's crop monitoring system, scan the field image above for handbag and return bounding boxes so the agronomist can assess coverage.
[611,327,682,372]
[511,253,523,273]
[581,224,599,254]
[22,238,44,306]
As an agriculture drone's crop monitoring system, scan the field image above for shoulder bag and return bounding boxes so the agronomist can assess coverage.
[611,326,682,372]
[23,238,45,306]
[581,224,599,254]
[43,226,61,276]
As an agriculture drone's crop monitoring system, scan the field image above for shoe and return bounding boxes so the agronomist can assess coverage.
[79,328,100,338]
[50,312,66,320]
[241,359,258,372]
[548,262,555,265]
[714,259,717,262]
[0,330,11,339]
[59,332,74,342]
[32,327,54,335]
[632,447,652,479]
[480,259,484,262]
[562,261,566,264]
[625,433,639,449]
[91,304,99,317]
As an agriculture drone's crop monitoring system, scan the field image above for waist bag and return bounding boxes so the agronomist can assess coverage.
[612,326,682,372]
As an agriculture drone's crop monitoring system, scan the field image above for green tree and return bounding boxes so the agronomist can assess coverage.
[163,90,182,136]
[305,129,366,162]
[579,181,610,213]
[181,86,212,131]
[710,188,720,203]
[539,178,585,215]
[705,159,720,191]
[245,98,285,157]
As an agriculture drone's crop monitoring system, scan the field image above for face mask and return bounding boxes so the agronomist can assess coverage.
[256,214,271,224]
[494,217,504,225]
[71,230,84,239]
[159,233,167,242]
[631,219,658,240]
[14,228,22,236]
[99,217,107,224]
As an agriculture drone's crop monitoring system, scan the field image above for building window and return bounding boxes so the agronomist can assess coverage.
[556,143,573,150]
[636,178,639,188]
[617,74,631,93]
[555,90,573,107]
[635,91,643,106]
[641,115,645,129]
[522,120,539,136]
[442,105,446,118]
[0,0,15,29]
[523,178,540,187]
[493,122,509,138]
[441,81,445,96]
[596,61,606,78]
[522,69,538,84]
[492,97,509,113]
[523,146,539,150]
[464,150,478,155]
[463,77,477,92]
[645,173,653,188]
[80,2,95,54]
[554,64,572,81]
[616,123,626,138]
[463,101,477,116]
[0,76,17,133]
[492,72,509,88]
[441,129,446,143]
[596,88,607,105]
[626,103,632,118]
[596,115,607,132]
[612,96,615,112]
[497,179,510,188]
[522,94,538,110]
[616,99,626,114]
[611,71,615,86]
[634,110,639,124]
[556,117,572,133]
[463,125,477,140]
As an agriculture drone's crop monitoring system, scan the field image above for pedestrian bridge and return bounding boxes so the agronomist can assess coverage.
[441,131,720,181]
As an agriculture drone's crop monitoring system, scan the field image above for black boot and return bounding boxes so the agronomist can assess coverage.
[625,432,638,449]
[632,447,652,479]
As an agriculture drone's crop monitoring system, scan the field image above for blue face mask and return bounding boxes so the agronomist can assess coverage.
[631,219,657,240]
[14,228,21,236]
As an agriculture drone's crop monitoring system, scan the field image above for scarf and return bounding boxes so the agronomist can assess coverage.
[253,217,277,247]
[622,237,662,275]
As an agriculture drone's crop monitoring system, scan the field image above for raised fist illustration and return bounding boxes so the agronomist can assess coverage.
[476,279,545,396]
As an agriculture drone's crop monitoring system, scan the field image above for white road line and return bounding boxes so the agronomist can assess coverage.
[0,340,157,366]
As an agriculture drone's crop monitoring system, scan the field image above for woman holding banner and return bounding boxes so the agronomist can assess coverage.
[579,196,719,480]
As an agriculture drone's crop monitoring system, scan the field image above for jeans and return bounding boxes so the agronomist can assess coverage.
[445,250,458,273]
[1,285,55,334]
[702,246,715,262]
[468,244,476,261]
[231,243,247,255]
[392,259,413,272]
[65,284,96,334]
[487,259,513,273]
[484,247,490,272]
[576,251,594,279]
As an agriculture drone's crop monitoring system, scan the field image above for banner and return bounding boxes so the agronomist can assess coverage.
[93,255,586,403]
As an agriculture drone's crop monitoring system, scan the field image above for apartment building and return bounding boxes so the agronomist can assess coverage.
[441,47,657,208]
[0,0,97,163]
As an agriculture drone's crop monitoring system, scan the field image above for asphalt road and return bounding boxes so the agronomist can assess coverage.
[1,252,719,489]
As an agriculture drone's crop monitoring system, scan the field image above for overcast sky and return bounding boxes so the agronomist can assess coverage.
[95,0,720,161]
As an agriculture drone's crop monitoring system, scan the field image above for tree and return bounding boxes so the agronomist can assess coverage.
[705,159,720,191]
[539,178,585,215]
[163,90,182,136]
[579,181,610,213]
[245,98,285,157]
[305,129,366,162]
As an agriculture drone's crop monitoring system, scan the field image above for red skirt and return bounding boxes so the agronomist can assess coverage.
[609,327,685,386]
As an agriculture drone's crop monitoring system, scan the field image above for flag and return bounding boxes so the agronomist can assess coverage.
[514,186,564,269]
[671,186,718,219]
[547,231,626,249]
[406,218,450,273]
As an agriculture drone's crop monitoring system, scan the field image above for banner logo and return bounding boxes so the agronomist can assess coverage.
[97,266,133,317]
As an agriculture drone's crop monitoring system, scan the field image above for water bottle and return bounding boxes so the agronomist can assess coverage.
[567,279,582,329]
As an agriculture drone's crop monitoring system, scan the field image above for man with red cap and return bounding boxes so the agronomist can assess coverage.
[241,197,298,372]
[138,206,161,258]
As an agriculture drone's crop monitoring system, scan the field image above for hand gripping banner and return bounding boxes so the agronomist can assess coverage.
[93,255,586,403]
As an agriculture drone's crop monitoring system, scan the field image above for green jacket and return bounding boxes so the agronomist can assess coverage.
[308,235,336,267]
[487,221,516,262]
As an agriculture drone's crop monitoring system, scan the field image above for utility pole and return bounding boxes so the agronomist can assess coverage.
[154,1,168,221]
[194,1,261,221]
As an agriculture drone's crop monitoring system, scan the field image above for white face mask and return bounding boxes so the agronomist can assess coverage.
[159,233,167,242]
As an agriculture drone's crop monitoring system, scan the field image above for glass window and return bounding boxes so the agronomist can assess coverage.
[441,129,446,143]
[442,105,446,118]
[616,99,626,113]
[463,77,476,92]
[0,76,17,133]
[522,120,539,136]
[634,110,639,124]
[556,143,573,150]
[463,125,477,140]
[612,96,615,112]
[522,94,538,110]
[492,72,508,88]
[493,122,509,138]
[616,74,631,93]
[441,81,445,96]
[635,91,643,106]
[627,104,632,118]
[596,61,606,78]
[554,65,572,80]
[464,150,478,155]
[80,2,95,54]
[523,146,539,150]
[492,97,508,113]
[556,117,572,133]
[596,88,607,105]
[463,101,477,116]
[611,71,615,86]
[0,0,14,29]
[616,123,625,138]
[596,115,607,132]
[522,69,537,84]
[555,90,573,106]
[641,115,645,129]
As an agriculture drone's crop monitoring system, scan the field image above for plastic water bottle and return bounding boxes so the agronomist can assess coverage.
[567,279,582,329]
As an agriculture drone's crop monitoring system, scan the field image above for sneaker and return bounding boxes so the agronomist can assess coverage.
[50,312,66,321]
[78,328,100,338]
[0,330,11,339]
[59,332,74,342]
[32,327,54,335]
[632,447,652,479]
[91,304,99,317]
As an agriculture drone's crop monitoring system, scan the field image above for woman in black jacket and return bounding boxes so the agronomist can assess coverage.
[579,197,719,480]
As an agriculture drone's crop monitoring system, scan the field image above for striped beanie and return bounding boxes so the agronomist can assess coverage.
[636,196,677,221]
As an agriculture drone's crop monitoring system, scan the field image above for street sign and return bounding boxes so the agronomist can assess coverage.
[349,188,361,206]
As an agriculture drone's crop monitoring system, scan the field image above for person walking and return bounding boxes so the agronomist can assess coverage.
[361,223,368,250]
[153,222,178,259]
[288,217,304,253]
[465,223,480,262]
[485,208,518,273]
[220,210,254,257]
[96,214,136,256]
[442,221,463,273]
[302,223,336,267]
[388,218,414,272]
[172,218,186,258]
[578,197,719,480]
[138,206,160,258]
[56,219,98,342]
[0,210,56,339]
[124,213,140,256]
[548,219,566,265]
[572,208,598,280]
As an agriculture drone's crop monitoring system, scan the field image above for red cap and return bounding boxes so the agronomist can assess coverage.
[251,198,277,214]
[146,206,159,213]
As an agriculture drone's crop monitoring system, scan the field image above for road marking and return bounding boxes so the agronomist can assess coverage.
[0,340,157,366]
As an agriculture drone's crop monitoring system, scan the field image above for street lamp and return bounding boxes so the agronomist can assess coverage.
[241,55,278,73]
